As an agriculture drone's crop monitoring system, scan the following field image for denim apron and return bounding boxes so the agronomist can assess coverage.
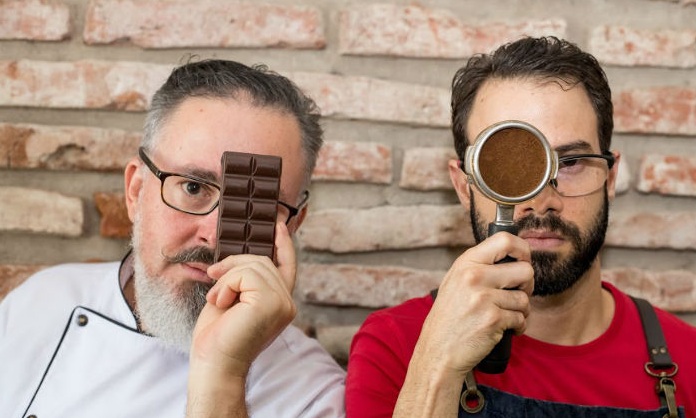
[430,291,685,418]
[458,384,684,417]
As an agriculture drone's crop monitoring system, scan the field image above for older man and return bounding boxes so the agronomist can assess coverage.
[1,60,345,417]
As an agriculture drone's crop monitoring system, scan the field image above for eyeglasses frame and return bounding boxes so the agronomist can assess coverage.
[551,151,615,196]
[138,147,308,224]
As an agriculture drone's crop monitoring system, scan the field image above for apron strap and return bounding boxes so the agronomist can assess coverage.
[630,296,680,418]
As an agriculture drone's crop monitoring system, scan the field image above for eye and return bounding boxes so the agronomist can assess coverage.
[558,158,584,175]
[559,159,578,168]
[183,181,202,196]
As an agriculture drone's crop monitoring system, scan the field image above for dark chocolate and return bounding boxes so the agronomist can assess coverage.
[214,152,282,262]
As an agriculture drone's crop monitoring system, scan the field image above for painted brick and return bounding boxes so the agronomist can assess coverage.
[339,4,566,58]
[84,0,325,49]
[399,147,457,190]
[0,187,83,237]
[0,123,140,170]
[0,60,171,110]
[399,147,632,195]
[313,141,392,184]
[589,26,696,68]
[297,205,473,253]
[298,263,444,308]
[298,262,696,312]
[94,192,132,239]
[607,211,696,250]
[0,60,449,127]
[290,72,450,127]
[614,87,696,135]
[0,264,45,300]
[602,268,696,312]
[637,154,696,196]
[0,0,70,41]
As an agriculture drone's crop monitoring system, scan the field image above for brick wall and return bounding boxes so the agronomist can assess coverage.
[2,0,696,360]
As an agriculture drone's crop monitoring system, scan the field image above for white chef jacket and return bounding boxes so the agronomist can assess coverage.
[0,261,346,418]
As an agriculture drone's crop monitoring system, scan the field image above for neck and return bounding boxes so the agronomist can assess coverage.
[525,261,614,346]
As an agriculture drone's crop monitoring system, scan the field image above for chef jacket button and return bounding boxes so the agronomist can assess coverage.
[76,314,88,326]
[27,415,37,418]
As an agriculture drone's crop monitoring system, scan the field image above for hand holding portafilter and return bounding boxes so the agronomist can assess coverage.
[461,120,557,374]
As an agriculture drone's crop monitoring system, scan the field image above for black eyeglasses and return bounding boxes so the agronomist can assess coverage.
[551,152,615,197]
[138,147,308,224]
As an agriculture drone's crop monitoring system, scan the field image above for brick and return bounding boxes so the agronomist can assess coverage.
[298,263,444,307]
[0,123,140,171]
[614,87,696,135]
[298,262,696,314]
[0,187,83,237]
[94,192,132,238]
[313,141,392,183]
[0,264,45,300]
[297,205,473,253]
[84,0,325,49]
[400,147,456,190]
[339,4,566,58]
[0,60,171,110]
[0,0,70,41]
[615,158,631,195]
[602,268,696,312]
[637,154,696,196]
[606,211,696,250]
[0,60,449,127]
[399,147,632,195]
[290,72,450,127]
[589,26,696,68]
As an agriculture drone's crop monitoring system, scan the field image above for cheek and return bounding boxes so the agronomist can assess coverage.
[136,198,192,258]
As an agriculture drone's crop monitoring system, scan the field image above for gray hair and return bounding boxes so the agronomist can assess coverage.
[142,59,323,191]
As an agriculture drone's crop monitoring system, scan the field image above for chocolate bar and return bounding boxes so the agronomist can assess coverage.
[214,151,282,262]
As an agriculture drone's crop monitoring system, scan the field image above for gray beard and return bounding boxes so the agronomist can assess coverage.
[131,213,213,354]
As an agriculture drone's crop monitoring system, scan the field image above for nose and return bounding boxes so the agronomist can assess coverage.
[517,181,564,217]
[196,207,219,247]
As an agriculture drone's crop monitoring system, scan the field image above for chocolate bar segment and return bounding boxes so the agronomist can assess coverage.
[214,151,282,262]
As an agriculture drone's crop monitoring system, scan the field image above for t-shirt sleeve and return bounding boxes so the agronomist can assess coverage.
[345,311,412,418]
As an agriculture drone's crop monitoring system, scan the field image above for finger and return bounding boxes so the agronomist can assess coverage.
[463,232,532,265]
[274,221,297,292]
[214,280,241,308]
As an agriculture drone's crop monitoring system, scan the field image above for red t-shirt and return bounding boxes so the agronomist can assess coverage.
[346,282,696,417]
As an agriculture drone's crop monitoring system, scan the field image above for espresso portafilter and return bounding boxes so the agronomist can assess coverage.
[460,120,558,374]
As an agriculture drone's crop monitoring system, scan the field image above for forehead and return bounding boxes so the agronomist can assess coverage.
[154,97,306,196]
[468,77,600,152]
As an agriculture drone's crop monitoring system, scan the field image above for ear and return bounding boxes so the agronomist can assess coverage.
[124,157,143,222]
[606,150,621,201]
[288,204,309,235]
[448,159,472,207]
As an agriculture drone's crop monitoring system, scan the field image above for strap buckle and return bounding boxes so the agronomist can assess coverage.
[657,377,678,418]
[460,371,485,414]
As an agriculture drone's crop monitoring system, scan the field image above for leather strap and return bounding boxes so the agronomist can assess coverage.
[631,296,680,417]
[632,296,673,368]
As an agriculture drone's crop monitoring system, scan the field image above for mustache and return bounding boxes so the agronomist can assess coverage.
[163,246,215,265]
[515,212,581,242]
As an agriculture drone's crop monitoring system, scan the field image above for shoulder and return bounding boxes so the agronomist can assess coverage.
[6,262,120,304]
[0,262,122,334]
[247,325,346,417]
[349,294,433,364]
[360,294,433,336]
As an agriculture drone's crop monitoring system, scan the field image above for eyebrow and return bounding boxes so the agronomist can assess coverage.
[179,166,219,184]
[553,140,596,154]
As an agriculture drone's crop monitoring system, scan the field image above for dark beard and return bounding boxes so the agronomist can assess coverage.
[470,189,609,296]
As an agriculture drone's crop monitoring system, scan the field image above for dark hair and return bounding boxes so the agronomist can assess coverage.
[451,36,613,157]
[143,59,323,188]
